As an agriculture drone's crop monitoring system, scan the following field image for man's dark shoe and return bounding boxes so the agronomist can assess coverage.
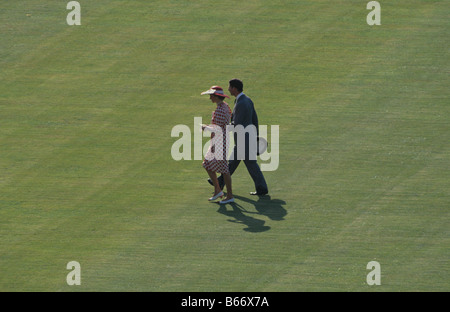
[207,178,224,190]
[250,191,268,196]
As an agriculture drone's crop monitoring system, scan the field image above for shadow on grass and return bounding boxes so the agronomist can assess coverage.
[215,195,287,233]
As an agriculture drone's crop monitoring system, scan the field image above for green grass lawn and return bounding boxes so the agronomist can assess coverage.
[0,0,448,291]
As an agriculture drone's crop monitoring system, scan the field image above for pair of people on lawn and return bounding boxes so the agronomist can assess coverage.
[201,79,268,204]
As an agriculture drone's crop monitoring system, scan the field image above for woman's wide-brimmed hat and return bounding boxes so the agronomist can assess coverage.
[201,86,230,98]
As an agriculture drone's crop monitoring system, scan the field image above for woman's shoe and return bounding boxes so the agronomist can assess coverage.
[208,191,224,201]
[219,198,234,204]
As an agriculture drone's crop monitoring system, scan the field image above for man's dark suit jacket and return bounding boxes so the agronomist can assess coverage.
[231,93,259,159]
[231,93,259,131]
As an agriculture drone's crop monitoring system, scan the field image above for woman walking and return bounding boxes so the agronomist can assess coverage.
[201,86,234,204]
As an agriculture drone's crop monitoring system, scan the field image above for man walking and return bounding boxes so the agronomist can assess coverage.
[210,78,269,196]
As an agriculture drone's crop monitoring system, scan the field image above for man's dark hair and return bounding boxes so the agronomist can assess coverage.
[229,78,243,93]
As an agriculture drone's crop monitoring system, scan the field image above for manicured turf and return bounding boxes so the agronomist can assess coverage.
[0,0,448,291]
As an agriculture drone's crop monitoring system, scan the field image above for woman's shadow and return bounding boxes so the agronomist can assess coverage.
[216,195,287,232]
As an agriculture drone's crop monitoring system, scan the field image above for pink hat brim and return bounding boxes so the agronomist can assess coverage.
[201,89,230,98]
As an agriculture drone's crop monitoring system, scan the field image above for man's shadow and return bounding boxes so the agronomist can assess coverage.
[216,195,287,232]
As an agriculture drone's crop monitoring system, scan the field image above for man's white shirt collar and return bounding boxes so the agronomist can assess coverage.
[235,92,244,102]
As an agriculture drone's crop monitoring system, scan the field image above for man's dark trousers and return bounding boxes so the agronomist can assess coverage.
[218,134,268,194]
